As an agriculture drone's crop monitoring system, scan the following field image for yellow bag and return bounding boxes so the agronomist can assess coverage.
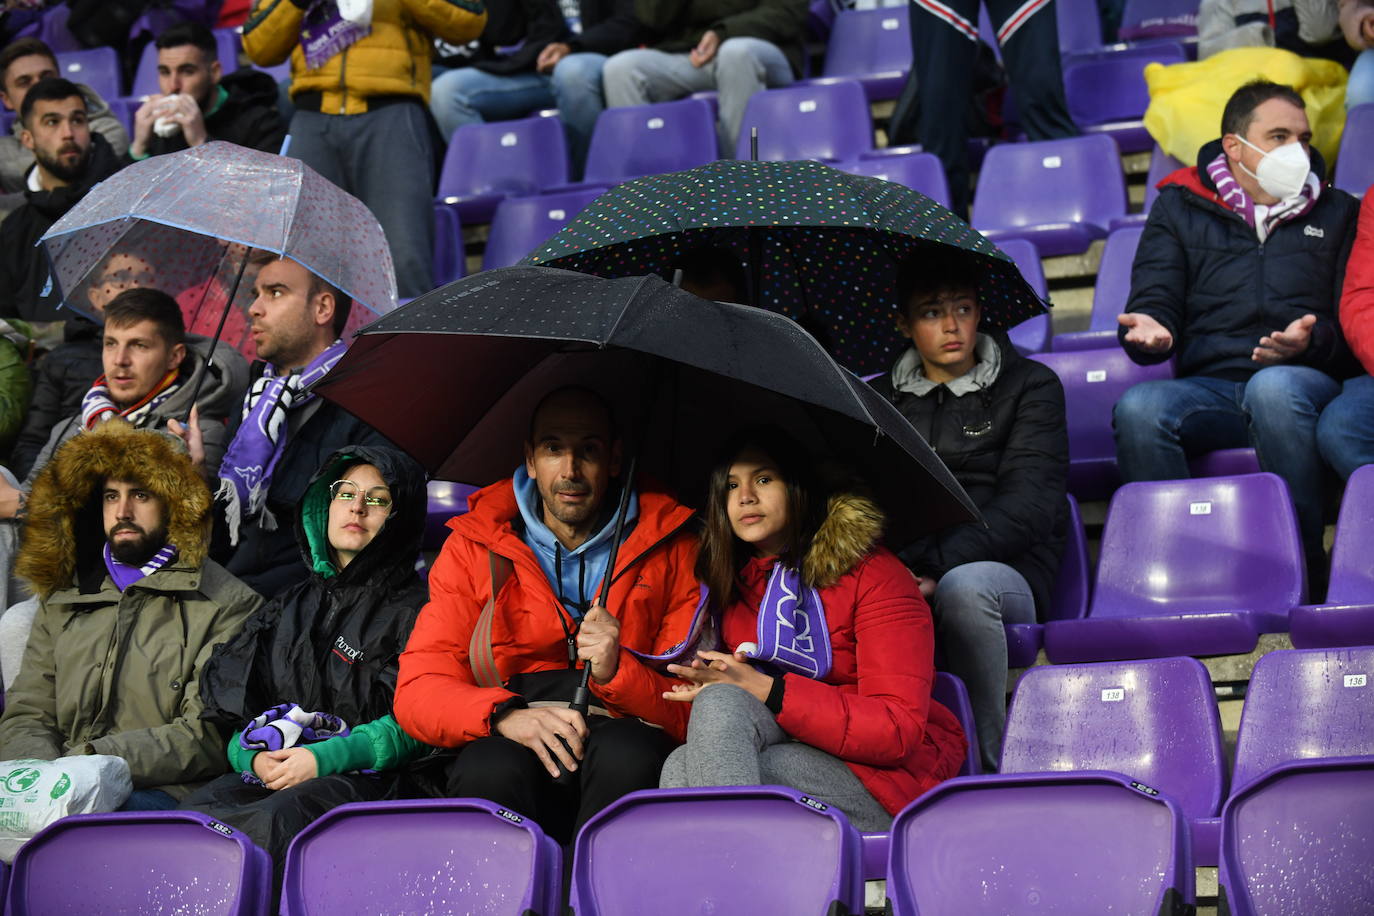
[1143,47,1348,167]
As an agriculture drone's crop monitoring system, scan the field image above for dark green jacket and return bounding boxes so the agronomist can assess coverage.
[634,0,809,75]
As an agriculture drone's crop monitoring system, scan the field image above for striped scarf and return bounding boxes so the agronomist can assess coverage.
[1205,152,1321,243]
[80,369,182,430]
[103,542,179,592]
[237,704,351,786]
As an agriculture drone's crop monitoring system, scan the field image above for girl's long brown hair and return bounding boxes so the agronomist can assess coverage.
[695,426,824,610]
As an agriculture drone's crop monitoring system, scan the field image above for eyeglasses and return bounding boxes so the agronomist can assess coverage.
[329,479,394,512]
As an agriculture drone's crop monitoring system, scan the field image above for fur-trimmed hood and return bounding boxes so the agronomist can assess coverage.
[17,419,211,599]
[802,492,885,589]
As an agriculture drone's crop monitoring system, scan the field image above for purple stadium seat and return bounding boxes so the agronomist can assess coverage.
[482,186,605,270]
[1218,757,1374,916]
[805,6,911,101]
[437,117,570,224]
[1057,0,1107,53]
[1029,347,1174,500]
[1335,104,1374,197]
[1006,493,1091,667]
[103,97,135,136]
[735,80,873,162]
[5,811,271,915]
[1053,224,1142,351]
[571,786,863,916]
[933,671,981,778]
[0,110,15,137]
[583,99,717,186]
[1119,0,1201,40]
[1043,473,1304,662]
[970,135,1127,257]
[36,4,84,53]
[425,479,476,549]
[1065,43,1187,153]
[838,151,950,207]
[887,771,1193,916]
[432,203,466,287]
[1187,447,1260,478]
[1292,465,1374,647]
[281,798,562,916]
[55,48,123,103]
[256,59,291,83]
[215,29,244,70]
[997,238,1051,354]
[1109,144,1187,230]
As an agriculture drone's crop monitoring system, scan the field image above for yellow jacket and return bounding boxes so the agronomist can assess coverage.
[244,0,486,115]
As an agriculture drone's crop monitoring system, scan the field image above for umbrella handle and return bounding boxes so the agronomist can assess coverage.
[180,247,251,425]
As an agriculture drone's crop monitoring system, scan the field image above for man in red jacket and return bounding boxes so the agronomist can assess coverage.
[395,387,700,841]
[1317,185,1374,478]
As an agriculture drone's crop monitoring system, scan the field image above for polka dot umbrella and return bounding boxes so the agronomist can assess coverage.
[522,159,1047,377]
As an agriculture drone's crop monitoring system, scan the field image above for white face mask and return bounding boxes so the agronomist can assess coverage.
[1235,136,1310,201]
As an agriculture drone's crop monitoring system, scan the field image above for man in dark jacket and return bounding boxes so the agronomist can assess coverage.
[128,21,286,161]
[602,0,807,155]
[874,254,1068,771]
[0,77,123,322]
[432,0,647,175]
[1113,80,1359,581]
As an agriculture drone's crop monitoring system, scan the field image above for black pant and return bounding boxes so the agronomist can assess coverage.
[900,0,1079,215]
[444,716,674,845]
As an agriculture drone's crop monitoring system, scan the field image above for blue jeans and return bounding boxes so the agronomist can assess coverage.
[1113,367,1341,561]
[120,789,177,811]
[552,53,608,178]
[1317,374,1374,479]
[429,67,556,140]
[287,104,435,299]
[1348,49,1374,110]
[929,561,1036,772]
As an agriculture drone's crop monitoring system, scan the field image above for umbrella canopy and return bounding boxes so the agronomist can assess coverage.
[312,267,980,545]
[39,141,397,357]
[521,158,1047,376]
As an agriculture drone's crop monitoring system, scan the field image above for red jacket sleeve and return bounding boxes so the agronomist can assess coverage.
[774,551,937,768]
[1341,189,1374,374]
[393,535,517,748]
[590,534,700,742]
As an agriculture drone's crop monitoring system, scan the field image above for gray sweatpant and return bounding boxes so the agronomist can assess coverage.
[659,683,891,832]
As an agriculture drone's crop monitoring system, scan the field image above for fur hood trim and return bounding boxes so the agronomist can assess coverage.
[802,492,884,589]
[18,419,211,599]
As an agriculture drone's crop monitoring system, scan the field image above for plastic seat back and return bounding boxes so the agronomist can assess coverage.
[999,238,1050,354]
[932,671,981,776]
[584,99,717,185]
[821,6,911,96]
[1335,104,1374,197]
[483,187,605,270]
[1063,43,1186,126]
[736,81,872,162]
[437,117,570,221]
[55,48,122,101]
[838,151,950,207]
[971,135,1127,234]
[1326,465,1374,604]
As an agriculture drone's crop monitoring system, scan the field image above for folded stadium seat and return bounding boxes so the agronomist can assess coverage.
[1005,493,1091,668]
[431,203,466,287]
[795,6,911,102]
[425,479,477,550]
[1217,756,1374,916]
[1291,466,1374,647]
[1001,656,1224,863]
[1053,224,1142,351]
[1028,347,1174,500]
[1109,143,1186,230]
[886,771,1193,916]
[837,151,951,208]
[1063,42,1187,154]
[5,811,271,915]
[436,117,570,225]
[1043,473,1304,662]
[735,80,873,162]
[1335,104,1374,197]
[1118,0,1200,42]
[280,798,562,916]
[481,186,606,270]
[997,238,1051,354]
[570,786,863,916]
[582,99,717,186]
[970,135,1127,257]
[55,48,123,103]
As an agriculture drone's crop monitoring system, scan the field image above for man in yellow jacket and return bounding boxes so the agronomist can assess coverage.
[243,0,487,298]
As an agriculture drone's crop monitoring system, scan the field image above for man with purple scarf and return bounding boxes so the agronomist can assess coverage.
[1113,80,1359,587]
[198,253,392,597]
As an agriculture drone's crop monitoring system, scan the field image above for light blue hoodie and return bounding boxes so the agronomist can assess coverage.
[513,466,639,620]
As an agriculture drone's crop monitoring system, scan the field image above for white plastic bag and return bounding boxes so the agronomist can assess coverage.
[0,756,133,862]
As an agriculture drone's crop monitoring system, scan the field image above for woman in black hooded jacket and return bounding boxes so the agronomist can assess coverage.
[182,444,432,876]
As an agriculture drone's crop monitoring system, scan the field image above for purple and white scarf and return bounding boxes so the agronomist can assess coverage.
[1205,152,1321,243]
[238,703,350,786]
[103,542,178,592]
[738,565,832,680]
[80,371,182,430]
[216,339,348,544]
[300,1,372,70]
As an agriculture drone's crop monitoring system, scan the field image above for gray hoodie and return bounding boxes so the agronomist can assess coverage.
[0,84,130,220]
[888,333,1003,398]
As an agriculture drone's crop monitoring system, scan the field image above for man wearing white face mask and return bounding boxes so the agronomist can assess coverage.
[1113,80,1360,593]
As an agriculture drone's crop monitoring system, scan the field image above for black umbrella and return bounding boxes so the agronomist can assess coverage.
[312,267,980,546]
